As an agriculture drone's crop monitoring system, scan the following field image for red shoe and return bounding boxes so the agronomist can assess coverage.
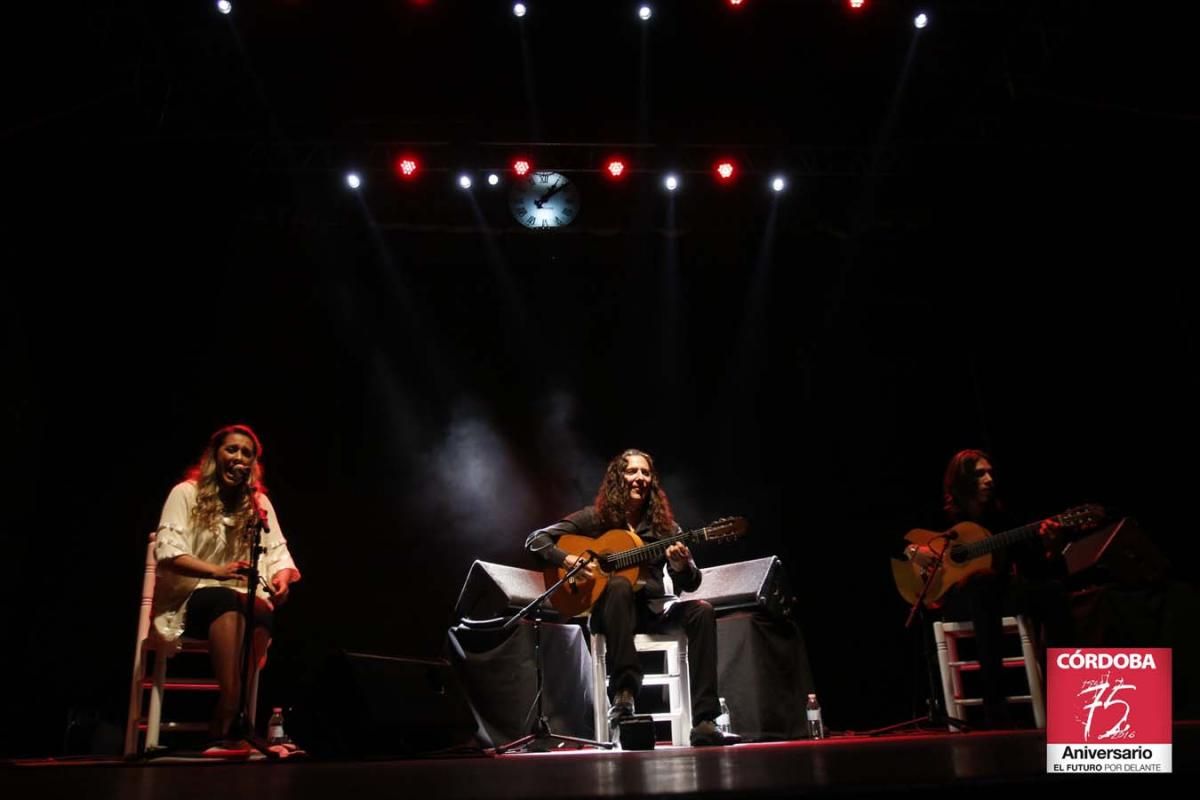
[201,739,252,758]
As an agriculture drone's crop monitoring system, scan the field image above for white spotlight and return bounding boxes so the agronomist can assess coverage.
[345,172,361,190]
[771,176,786,193]
[458,174,473,190]
[638,6,653,21]
[914,12,928,29]
[216,0,232,15]
[487,173,500,186]
[513,3,527,18]
[664,174,678,192]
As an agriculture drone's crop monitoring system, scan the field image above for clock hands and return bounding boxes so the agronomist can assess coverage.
[534,179,565,209]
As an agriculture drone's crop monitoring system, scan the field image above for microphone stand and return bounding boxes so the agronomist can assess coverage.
[904,537,948,630]
[466,555,615,754]
[876,536,970,735]
[225,496,278,758]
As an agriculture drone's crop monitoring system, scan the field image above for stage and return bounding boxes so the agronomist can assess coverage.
[8,724,1194,798]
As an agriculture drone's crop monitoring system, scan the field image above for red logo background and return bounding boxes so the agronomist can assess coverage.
[1047,648,1172,743]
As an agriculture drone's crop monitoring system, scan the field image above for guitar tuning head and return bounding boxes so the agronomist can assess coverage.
[1061,503,1106,530]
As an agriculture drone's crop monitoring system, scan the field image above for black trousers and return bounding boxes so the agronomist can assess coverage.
[590,576,721,723]
[945,572,1011,727]
[943,569,1078,724]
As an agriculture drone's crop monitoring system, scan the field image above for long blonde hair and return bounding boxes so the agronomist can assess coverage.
[184,424,268,536]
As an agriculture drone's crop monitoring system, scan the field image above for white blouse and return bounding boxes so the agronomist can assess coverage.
[151,480,300,649]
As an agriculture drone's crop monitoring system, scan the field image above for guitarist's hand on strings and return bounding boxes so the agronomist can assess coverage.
[665,542,692,572]
[564,553,597,581]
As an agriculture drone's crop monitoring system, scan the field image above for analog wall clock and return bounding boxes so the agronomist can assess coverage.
[510,170,580,229]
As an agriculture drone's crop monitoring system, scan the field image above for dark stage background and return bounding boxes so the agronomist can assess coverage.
[4,1,1197,757]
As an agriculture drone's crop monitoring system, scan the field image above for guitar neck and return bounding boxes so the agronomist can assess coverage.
[957,521,1042,560]
[602,529,697,571]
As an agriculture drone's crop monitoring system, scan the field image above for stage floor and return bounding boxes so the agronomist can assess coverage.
[7,724,1194,799]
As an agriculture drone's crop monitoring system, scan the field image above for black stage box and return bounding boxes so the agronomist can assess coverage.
[447,620,595,747]
[293,651,482,758]
[714,611,817,741]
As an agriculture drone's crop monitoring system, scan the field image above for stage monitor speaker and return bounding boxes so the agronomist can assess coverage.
[683,556,796,620]
[453,560,559,622]
[295,651,482,758]
[1062,517,1169,588]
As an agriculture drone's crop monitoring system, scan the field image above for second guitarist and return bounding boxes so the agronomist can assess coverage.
[904,449,1076,729]
[525,448,741,747]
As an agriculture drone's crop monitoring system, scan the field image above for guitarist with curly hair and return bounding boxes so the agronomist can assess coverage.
[526,448,741,746]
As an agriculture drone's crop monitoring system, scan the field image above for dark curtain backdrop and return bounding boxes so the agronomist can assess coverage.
[4,0,1198,757]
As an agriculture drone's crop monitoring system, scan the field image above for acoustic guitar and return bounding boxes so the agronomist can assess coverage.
[891,504,1105,608]
[544,517,749,618]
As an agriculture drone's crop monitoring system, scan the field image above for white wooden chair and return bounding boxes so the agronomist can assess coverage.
[590,630,692,746]
[933,614,1045,730]
[123,532,260,756]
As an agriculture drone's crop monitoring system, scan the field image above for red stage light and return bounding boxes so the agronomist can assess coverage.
[605,158,627,179]
[512,159,532,177]
[394,154,420,180]
[714,160,737,182]
[848,0,867,11]
[728,0,747,7]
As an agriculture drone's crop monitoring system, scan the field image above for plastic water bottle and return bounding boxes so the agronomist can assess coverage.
[806,693,824,739]
[716,697,732,734]
[268,707,287,745]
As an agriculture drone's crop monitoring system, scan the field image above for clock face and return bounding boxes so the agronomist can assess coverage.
[510,171,580,229]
